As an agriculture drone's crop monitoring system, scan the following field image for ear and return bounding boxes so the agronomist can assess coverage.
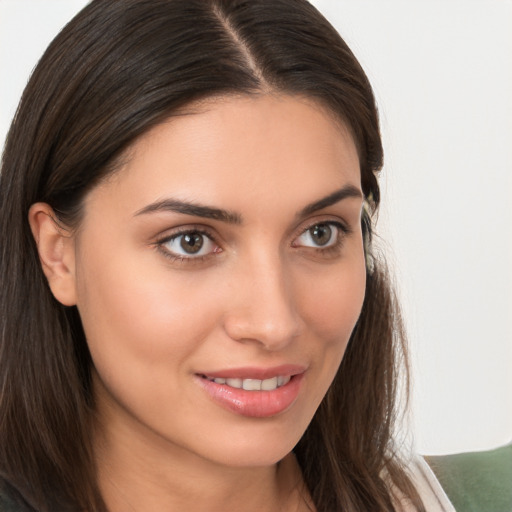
[28,203,77,306]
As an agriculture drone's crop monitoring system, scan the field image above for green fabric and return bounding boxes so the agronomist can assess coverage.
[426,444,512,512]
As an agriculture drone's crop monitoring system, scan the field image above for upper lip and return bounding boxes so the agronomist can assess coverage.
[198,364,307,380]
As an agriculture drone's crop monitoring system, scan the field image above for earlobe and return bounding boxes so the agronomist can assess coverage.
[28,203,77,306]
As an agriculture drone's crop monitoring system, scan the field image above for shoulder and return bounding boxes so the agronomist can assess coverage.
[403,456,455,512]
[0,481,34,512]
[0,492,22,512]
[425,443,512,512]
[385,455,455,512]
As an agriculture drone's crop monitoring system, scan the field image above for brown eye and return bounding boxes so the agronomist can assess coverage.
[309,224,332,246]
[295,222,338,248]
[161,231,217,258]
[180,233,204,254]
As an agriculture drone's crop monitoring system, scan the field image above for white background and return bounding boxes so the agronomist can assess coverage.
[1,0,511,455]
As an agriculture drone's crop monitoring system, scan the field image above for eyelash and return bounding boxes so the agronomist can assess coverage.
[155,220,351,264]
[293,220,350,257]
[155,227,219,264]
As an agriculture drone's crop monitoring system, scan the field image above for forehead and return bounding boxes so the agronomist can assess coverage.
[86,94,361,218]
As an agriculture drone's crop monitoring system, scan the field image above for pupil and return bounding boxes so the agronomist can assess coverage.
[180,233,203,254]
[311,224,332,246]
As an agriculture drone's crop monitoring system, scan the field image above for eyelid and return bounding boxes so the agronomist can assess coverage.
[154,225,221,261]
[152,216,352,264]
[290,218,352,256]
[292,217,352,241]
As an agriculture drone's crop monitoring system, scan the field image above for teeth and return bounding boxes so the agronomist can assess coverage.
[243,379,261,391]
[277,376,290,387]
[261,377,278,391]
[210,375,291,391]
[225,378,242,388]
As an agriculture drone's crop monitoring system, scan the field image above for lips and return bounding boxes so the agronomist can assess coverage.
[196,365,305,418]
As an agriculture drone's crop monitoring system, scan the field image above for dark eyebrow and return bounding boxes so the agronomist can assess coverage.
[297,184,363,218]
[135,184,361,224]
[134,199,242,224]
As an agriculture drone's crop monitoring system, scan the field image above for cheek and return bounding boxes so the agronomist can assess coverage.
[74,245,222,380]
[295,253,366,390]
[75,254,228,433]
[298,258,366,346]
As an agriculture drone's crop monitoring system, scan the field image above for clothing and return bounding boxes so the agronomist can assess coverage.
[403,457,456,511]
[0,481,34,512]
[427,443,512,512]
[0,493,21,512]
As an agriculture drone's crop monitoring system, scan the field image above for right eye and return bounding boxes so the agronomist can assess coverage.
[158,230,220,260]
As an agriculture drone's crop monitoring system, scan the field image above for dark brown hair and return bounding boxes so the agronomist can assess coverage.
[0,1,423,510]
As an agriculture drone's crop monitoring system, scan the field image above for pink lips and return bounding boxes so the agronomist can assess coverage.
[196,364,306,418]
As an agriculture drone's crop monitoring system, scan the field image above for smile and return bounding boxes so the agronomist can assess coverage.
[202,375,291,391]
[197,365,306,417]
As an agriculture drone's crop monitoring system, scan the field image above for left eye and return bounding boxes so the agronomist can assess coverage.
[161,231,217,258]
[295,222,340,248]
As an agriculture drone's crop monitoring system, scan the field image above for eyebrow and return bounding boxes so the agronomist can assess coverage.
[297,184,362,218]
[134,184,362,224]
[135,199,242,224]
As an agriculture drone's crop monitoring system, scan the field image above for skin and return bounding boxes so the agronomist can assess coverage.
[30,94,366,512]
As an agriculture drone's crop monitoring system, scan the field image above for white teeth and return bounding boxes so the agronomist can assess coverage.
[277,376,290,387]
[209,375,291,391]
[242,379,262,391]
[261,377,278,391]
[226,378,243,388]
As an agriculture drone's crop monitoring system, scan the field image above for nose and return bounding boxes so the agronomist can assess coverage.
[222,253,302,351]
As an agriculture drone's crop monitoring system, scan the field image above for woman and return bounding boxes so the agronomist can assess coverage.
[0,1,453,510]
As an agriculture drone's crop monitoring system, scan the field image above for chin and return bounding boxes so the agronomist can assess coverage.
[187,414,311,469]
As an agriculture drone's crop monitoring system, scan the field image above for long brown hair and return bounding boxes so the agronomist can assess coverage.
[0,1,423,510]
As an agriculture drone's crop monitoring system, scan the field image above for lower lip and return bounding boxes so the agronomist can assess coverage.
[196,374,304,418]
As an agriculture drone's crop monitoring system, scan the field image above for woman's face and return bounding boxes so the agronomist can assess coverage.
[73,94,366,468]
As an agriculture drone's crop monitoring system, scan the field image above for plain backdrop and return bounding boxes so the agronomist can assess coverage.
[1,0,511,455]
